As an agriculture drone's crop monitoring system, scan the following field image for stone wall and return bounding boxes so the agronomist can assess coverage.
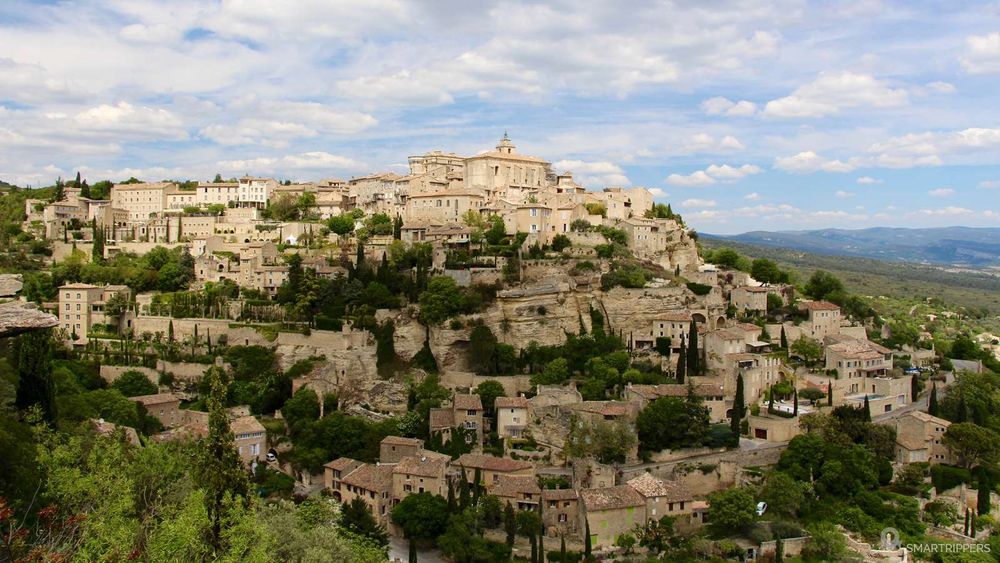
[100,364,159,384]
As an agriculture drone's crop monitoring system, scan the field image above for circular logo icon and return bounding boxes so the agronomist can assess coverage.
[880,527,901,550]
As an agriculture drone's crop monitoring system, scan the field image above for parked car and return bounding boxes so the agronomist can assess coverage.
[266,451,277,463]
[756,501,767,516]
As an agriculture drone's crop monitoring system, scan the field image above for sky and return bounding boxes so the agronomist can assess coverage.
[1,1,999,234]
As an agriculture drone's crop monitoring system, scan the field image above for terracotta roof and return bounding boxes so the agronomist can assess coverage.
[735,323,763,333]
[429,408,455,430]
[325,457,364,473]
[495,396,530,409]
[453,394,483,411]
[708,330,745,341]
[580,485,645,511]
[656,311,692,322]
[542,488,579,501]
[381,436,424,448]
[630,383,724,399]
[902,410,951,426]
[491,474,541,498]
[393,451,450,478]
[896,433,927,451]
[799,301,840,311]
[231,415,265,436]
[129,393,179,406]
[627,473,692,503]
[342,463,394,493]
[571,401,629,417]
[455,454,534,473]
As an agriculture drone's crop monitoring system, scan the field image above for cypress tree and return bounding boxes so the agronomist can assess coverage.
[978,468,992,516]
[687,319,699,376]
[929,383,939,416]
[538,499,545,561]
[504,502,517,547]
[198,366,250,553]
[74,171,81,188]
[780,326,787,348]
[14,330,56,422]
[828,380,833,407]
[965,507,970,536]
[731,373,745,435]
[676,340,686,384]
[768,385,775,413]
[472,467,483,506]
[863,394,871,422]
[911,374,919,403]
[447,479,457,511]
[459,468,470,509]
[793,386,799,416]
[584,519,592,558]
[972,510,978,537]
[775,537,784,563]
[408,539,417,563]
[560,535,566,563]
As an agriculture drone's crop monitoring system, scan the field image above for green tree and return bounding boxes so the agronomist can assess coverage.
[790,336,823,365]
[197,366,251,553]
[978,467,992,515]
[281,387,321,432]
[929,383,939,416]
[760,471,807,518]
[780,326,787,349]
[636,391,709,452]
[91,219,104,263]
[751,258,788,284]
[707,486,756,535]
[468,323,499,374]
[14,329,56,421]
[677,339,686,384]
[687,319,699,376]
[485,215,507,245]
[516,509,542,563]
[341,497,389,547]
[392,492,449,551]
[532,357,571,386]
[419,276,465,325]
[327,213,356,236]
[503,502,517,546]
[943,422,1000,468]
[731,373,745,436]
[111,370,158,397]
[803,270,844,300]
[475,379,505,423]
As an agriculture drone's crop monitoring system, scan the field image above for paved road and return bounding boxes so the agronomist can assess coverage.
[388,536,444,563]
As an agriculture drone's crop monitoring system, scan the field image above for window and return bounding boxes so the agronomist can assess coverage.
[558,513,567,522]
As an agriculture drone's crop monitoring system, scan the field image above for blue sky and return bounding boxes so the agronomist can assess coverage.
[1,0,999,233]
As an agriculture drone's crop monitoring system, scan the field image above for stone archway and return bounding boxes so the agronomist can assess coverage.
[716,315,727,329]
[692,312,707,325]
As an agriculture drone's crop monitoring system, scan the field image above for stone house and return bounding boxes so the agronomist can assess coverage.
[231,415,267,466]
[58,283,132,341]
[491,474,542,512]
[748,414,802,442]
[129,393,181,428]
[542,488,580,537]
[405,189,486,224]
[341,463,396,525]
[454,453,535,487]
[798,301,842,340]
[888,411,951,464]
[824,337,892,381]
[379,436,424,464]
[730,286,770,314]
[391,451,450,502]
[324,457,365,500]
[623,383,727,422]
[495,396,529,439]
[626,472,695,522]
[579,485,646,548]
[648,311,692,353]
[429,393,484,445]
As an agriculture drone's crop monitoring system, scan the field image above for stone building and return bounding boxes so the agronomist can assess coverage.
[111,182,174,222]
[579,485,646,548]
[495,396,530,439]
[58,283,131,341]
[730,286,770,314]
[454,453,534,486]
[391,450,450,501]
[429,393,484,445]
[379,436,424,464]
[341,463,395,525]
[464,134,551,201]
[542,488,580,538]
[232,415,267,466]
[889,411,951,464]
[491,474,542,512]
[798,301,843,340]
[129,393,181,428]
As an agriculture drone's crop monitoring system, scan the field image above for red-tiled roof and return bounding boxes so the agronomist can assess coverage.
[495,396,529,409]
[580,485,645,511]
[455,454,534,473]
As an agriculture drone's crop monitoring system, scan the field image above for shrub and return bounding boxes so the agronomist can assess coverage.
[930,464,972,493]
[685,282,713,296]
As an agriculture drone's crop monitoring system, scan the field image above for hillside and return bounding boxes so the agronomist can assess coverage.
[700,237,1000,315]
[706,227,1000,268]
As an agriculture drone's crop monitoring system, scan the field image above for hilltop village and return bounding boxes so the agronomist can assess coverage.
[2,135,996,562]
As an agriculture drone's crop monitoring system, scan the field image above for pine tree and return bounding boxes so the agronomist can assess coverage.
[780,326,788,349]
[863,394,871,422]
[80,179,90,198]
[14,330,56,422]
[198,366,250,553]
[504,502,517,546]
[677,340,686,384]
[53,177,65,202]
[731,373,745,435]
[687,319,699,376]
[929,383,939,416]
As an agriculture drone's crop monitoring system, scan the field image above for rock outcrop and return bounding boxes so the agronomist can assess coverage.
[0,300,59,338]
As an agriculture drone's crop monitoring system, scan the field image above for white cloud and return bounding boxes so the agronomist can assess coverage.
[743,192,761,200]
[701,97,757,116]
[647,187,668,198]
[666,163,761,185]
[868,127,1000,168]
[217,151,366,175]
[925,81,956,94]
[551,159,630,188]
[680,198,717,208]
[979,180,1000,189]
[915,207,974,216]
[835,190,854,198]
[773,151,857,173]
[681,133,745,153]
[856,176,882,184]
[928,188,955,197]
[962,32,1000,74]
[764,71,908,118]
[704,164,762,180]
[666,170,716,186]
[70,101,187,140]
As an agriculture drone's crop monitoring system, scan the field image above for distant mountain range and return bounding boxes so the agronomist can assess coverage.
[704,227,1000,268]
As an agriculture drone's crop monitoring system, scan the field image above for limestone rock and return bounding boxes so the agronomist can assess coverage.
[0,300,58,337]
[0,274,23,297]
